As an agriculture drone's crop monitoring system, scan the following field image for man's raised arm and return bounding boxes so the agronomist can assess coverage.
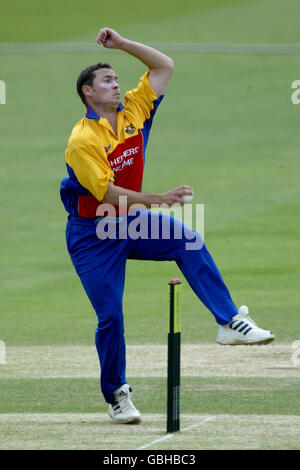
[96,27,174,96]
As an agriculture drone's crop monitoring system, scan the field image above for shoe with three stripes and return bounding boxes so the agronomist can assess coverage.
[216,305,275,345]
[108,384,141,424]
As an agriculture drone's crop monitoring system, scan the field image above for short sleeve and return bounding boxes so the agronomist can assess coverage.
[66,143,114,202]
[124,72,161,127]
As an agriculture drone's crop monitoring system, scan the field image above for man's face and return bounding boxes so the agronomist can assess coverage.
[83,68,120,109]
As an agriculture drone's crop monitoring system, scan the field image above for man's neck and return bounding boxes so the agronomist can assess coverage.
[88,103,118,135]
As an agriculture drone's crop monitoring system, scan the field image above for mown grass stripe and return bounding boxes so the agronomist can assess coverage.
[1,43,300,54]
[0,413,299,450]
[0,343,298,379]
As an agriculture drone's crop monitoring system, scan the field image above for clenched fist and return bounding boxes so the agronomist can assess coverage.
[96,28,125,49]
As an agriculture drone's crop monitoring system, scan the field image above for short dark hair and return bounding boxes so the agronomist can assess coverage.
[76,62,112,105]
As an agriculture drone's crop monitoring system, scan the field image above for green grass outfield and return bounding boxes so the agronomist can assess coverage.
[1,0,300,450]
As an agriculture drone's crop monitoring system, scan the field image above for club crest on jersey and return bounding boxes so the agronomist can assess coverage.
[125,124,136,135]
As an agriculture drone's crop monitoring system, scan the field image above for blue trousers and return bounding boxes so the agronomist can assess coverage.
[66,211,237,404]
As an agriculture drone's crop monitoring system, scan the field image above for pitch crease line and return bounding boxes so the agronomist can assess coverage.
[137,415,216,450]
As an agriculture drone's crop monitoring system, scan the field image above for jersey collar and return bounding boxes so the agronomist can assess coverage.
[85,103,124,120]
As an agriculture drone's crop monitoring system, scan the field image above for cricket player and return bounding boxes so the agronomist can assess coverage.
[60,28,275,424]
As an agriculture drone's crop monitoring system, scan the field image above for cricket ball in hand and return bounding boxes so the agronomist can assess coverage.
[181,193,194,203]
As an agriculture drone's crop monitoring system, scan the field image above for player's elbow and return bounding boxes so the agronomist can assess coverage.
[165,58,174,84]
[154,56,174,76]
[165,57,174,75]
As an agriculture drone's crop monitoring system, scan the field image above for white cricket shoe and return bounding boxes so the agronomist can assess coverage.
[216,305,275,345]
[108,384,141,424]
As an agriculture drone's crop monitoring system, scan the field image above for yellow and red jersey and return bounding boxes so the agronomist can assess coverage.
[60,72,164,217]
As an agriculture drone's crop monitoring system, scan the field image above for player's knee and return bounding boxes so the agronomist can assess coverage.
[175,231,204,259]
[97,307,124,332]
[184,230,204,251]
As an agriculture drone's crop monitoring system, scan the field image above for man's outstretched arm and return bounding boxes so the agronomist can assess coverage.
[102,182,193,208]
[96,27,174,96]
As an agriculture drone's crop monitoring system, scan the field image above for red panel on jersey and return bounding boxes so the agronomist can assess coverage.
[78,131,144,217]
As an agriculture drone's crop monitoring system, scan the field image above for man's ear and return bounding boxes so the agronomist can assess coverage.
[82,84,92,99]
